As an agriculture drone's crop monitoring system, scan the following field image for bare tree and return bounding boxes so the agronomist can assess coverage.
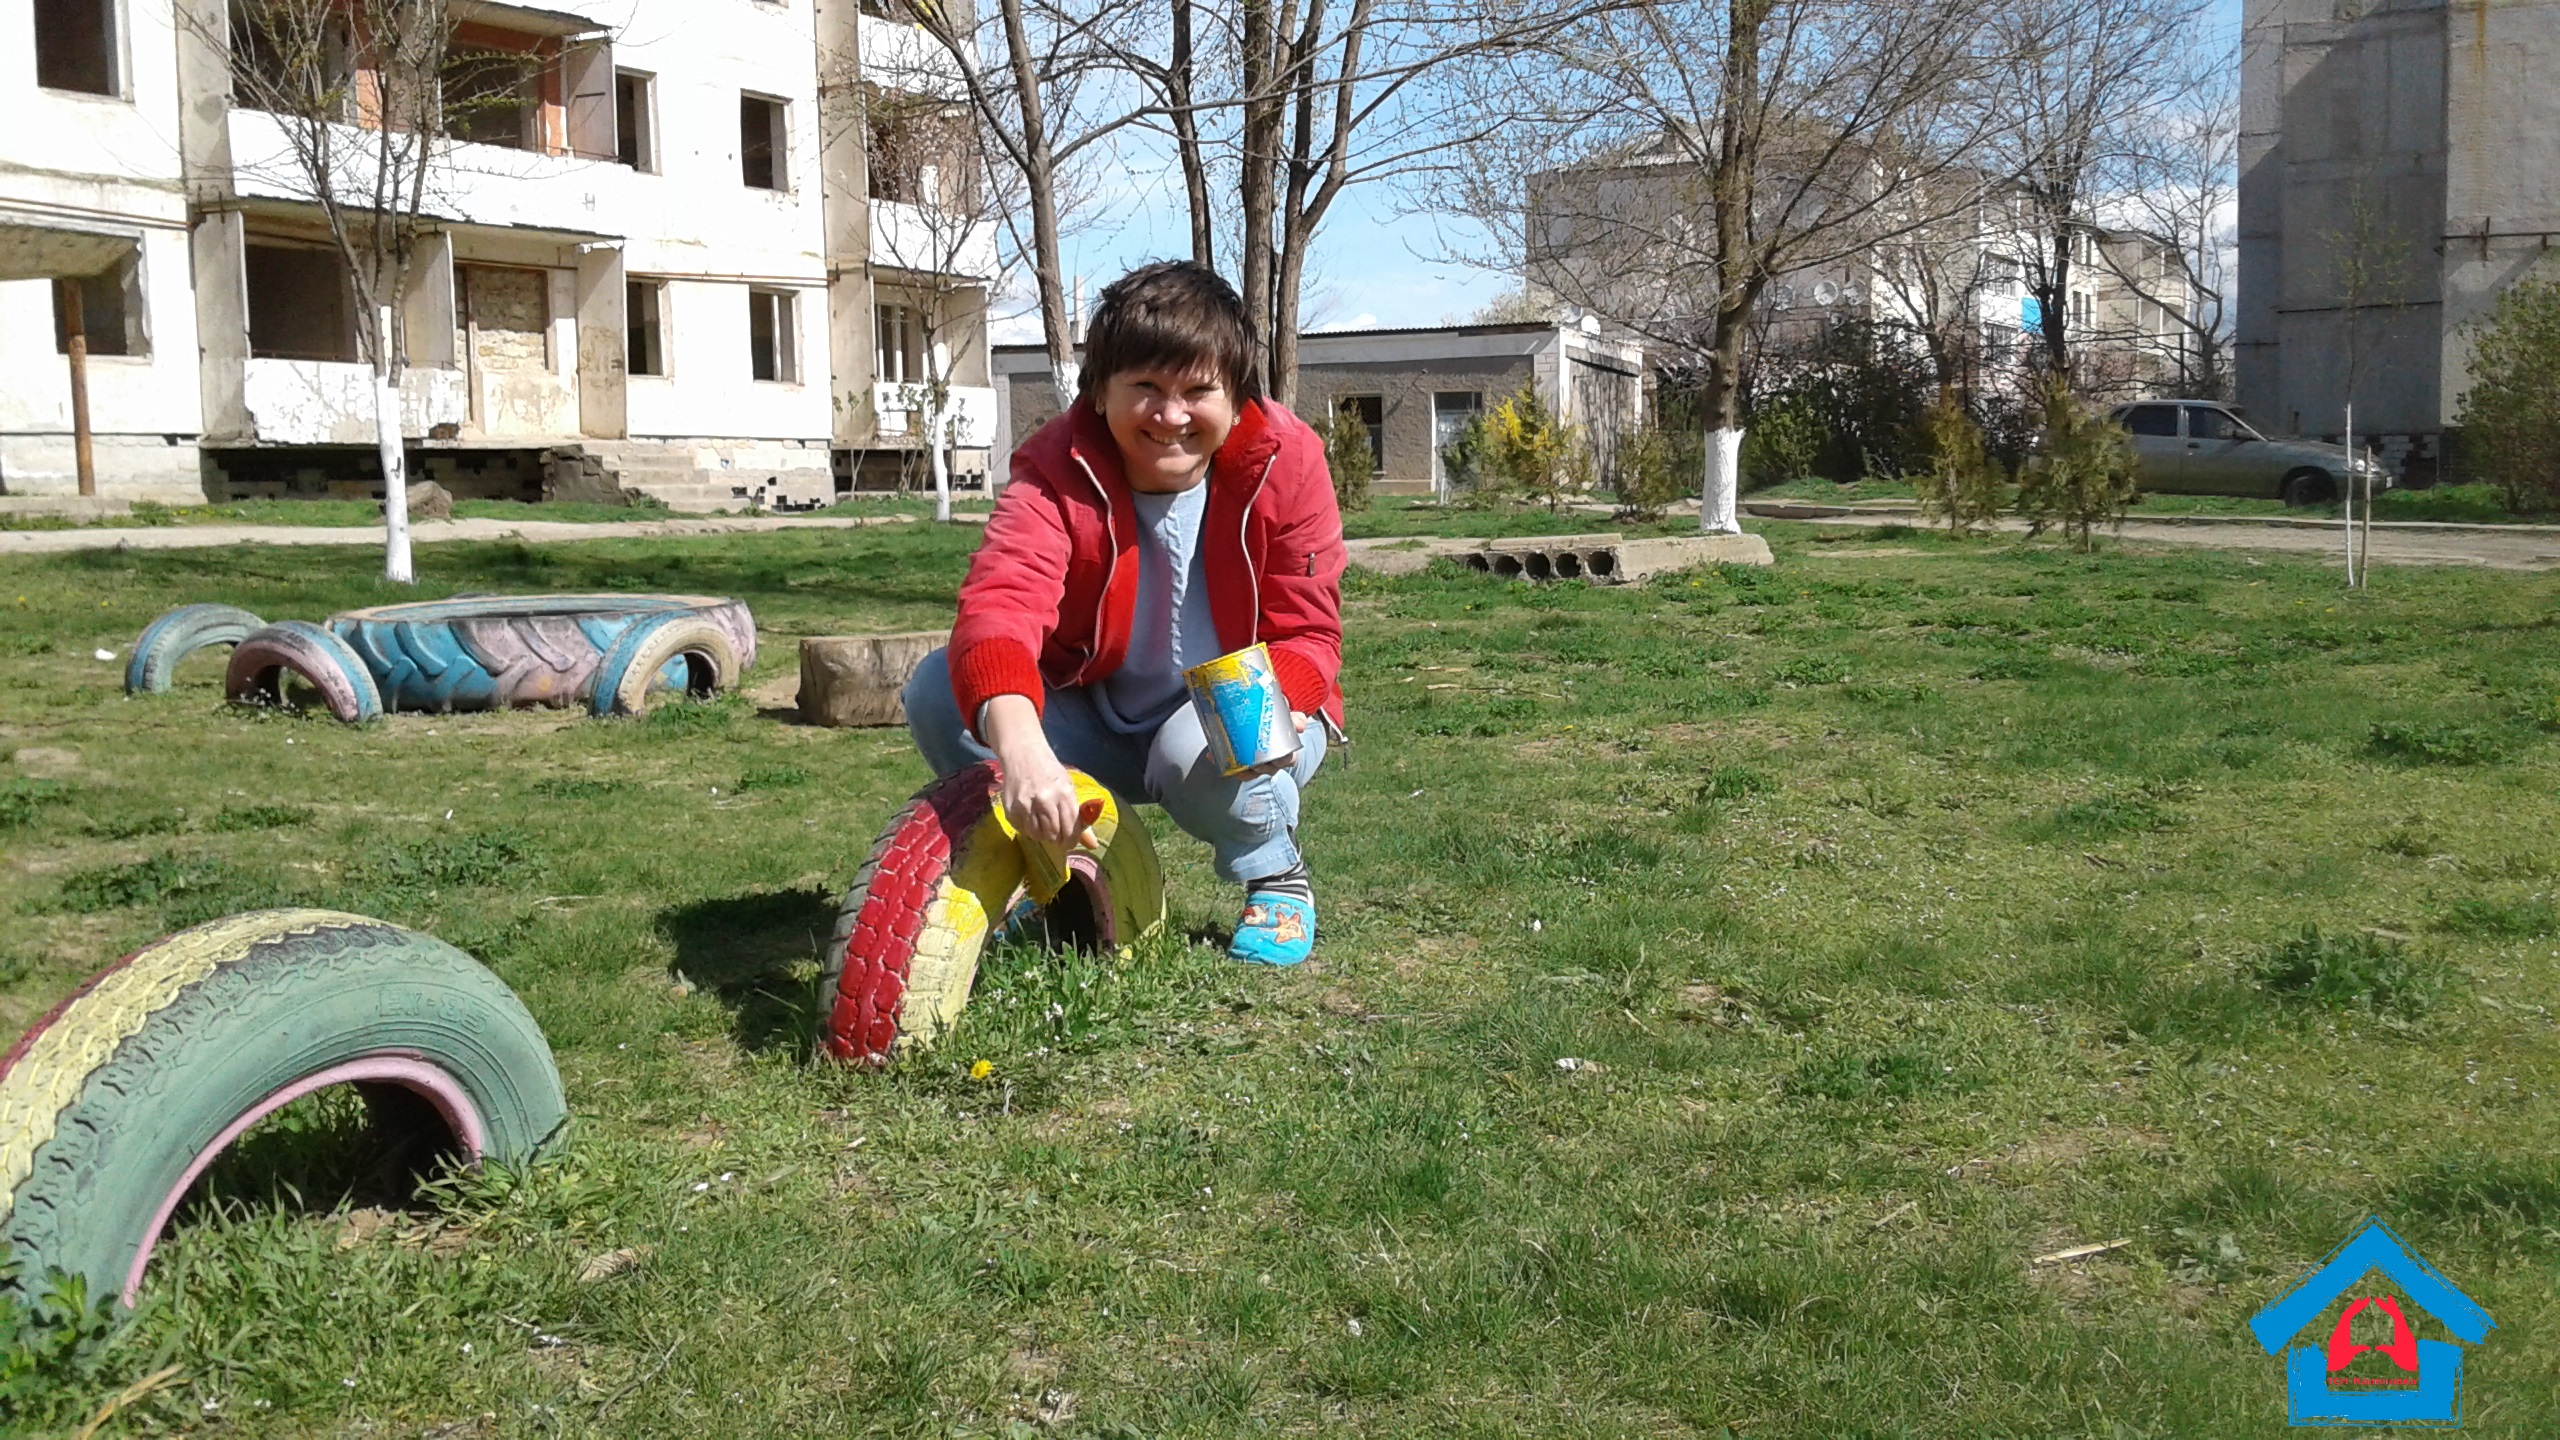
[1983,0,2207,384]
[2105,50,2237,398]
[207,0,492,583]
[1444,0,2015,532]
[856,82,1008,521]
[903,0,1144,411]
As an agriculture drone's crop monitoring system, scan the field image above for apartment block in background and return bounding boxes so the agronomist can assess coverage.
[2236,0,2560,479]
[0,0,992,509]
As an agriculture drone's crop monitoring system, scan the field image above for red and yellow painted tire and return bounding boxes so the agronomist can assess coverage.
[816,763,1166,1064]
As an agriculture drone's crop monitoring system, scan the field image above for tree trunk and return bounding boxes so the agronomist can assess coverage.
[999,0,1078,408]
[1698,297,1752,534]
[1237,0,1283,396]
[376,306,414,584]
[928,391,953,523]
[1698,0,1765,536]
[1170,0,1214,269]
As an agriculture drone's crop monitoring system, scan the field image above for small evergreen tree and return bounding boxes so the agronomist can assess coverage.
[1607,424,1690,522]
[1913,393,2005,534]
[2453,273,2560,514]
[1315,403,1376,512]
[1482,384,1594,512]
[2015,377,2137,551]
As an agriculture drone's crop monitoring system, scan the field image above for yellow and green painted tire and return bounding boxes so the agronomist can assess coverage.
[817,763,1166,1064]
[0,911,566,1308]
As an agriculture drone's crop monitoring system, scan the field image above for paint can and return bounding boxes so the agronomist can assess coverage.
[1184,643,1300,778]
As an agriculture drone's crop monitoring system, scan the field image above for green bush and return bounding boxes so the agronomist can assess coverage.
[1605,424,1690,522]
[1740,396,1822,489]
[2451,272,2560,513]
[1314,403,1376,513]
[1912,393,2006,534]
[2016,378,2138,551]
[1478,384,1594,512]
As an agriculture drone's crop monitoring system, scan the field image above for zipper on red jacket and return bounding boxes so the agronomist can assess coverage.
[1240,451,1279,638]
[1068,449,1117,675]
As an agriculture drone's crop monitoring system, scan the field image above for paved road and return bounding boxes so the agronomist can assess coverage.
[1744,503,2560,572]
[9,504,2556,572]
[0,512,959,557]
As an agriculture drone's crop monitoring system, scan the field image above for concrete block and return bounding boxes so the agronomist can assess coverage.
[797,631,948,727]
[1451,531,1772,583]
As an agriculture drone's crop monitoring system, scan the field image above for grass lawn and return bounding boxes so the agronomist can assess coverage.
[4,521,2559,1436]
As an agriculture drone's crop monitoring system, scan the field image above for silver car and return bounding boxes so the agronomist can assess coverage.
[2109,400,2385,506]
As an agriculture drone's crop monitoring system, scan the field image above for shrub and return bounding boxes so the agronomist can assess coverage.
[1912,392,2006,534]
[2016,377,2138,551]
[1314,402,1376,513]
[1740,395,1823,489]
[2451,272,2560,514]
[1606,423,1690,522]
[1479,384,1594,512]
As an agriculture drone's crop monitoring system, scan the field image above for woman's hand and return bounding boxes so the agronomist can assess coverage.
[1244,711,1311,778]
[979,695,1081,845]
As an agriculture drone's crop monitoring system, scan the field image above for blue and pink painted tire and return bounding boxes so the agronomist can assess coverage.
[328,594,756,715]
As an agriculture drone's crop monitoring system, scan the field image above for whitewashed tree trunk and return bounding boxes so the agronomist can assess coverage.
[376,306,413,583]
[1699,427,1744,534]
[928,396,953,524]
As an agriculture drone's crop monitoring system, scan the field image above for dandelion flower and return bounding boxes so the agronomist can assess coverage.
[970,1059,994,1080]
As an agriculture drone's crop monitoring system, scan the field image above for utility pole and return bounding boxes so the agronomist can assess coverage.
[56,278,96,498]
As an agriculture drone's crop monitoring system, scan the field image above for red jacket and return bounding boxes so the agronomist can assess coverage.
[949,396,1346,736]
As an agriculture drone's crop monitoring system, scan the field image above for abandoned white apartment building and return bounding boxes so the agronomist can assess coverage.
[0,0,993,508]
[1523,143,2199,401]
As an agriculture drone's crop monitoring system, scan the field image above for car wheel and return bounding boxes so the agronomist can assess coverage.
[2281,470,2335,508]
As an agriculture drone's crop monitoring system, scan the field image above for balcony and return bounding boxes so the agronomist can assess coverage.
[872,382,995,448]
[241,360,469,445]
[857,12,966,99]
[227,109,620,240]
[868,198,996,280]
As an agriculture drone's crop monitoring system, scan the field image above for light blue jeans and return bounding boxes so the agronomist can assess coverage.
[903,648,1325,884]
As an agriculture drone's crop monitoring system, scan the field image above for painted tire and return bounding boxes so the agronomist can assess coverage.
[0,910,565,1308]
[327,594,757,713]
[588,612,741,717]
[225,621,384,723]
[816,764,1166,1064]
[125,603,267,694]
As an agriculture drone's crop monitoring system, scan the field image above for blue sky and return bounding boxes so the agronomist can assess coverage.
[989,0,2245,343]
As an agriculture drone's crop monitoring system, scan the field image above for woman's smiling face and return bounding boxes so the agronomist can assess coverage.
[1097,362,1236,493]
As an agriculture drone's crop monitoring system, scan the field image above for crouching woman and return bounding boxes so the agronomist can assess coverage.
[902,261,1345,965]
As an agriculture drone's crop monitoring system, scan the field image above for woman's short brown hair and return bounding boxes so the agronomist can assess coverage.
[1078,260,1262,405]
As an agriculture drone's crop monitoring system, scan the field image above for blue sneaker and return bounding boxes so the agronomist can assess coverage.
[1229,893,1315,966]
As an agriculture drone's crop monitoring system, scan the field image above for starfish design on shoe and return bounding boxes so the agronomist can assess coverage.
[1229,893,1315,966]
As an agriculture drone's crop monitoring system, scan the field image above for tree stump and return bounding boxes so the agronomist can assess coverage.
[403,480,455,521]
[797,632,947,727]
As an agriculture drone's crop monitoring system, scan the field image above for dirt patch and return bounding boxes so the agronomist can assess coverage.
[9,746,80,777]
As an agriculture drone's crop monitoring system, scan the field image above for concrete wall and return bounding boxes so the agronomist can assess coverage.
[989,324,1647,492]
[2239,0,2560,452]
[0,0,207,497]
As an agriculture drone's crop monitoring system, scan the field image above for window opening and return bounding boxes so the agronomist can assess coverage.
[741,95,788,190]
[616,70,654,170]
[627,280,666,376]
[750,288,798,382]
[875,302,922,383]
[460,265,552,371]
[52,252,144,358]
[444,49,542,149]
[34,0,117,96]
[244,243,358,362]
